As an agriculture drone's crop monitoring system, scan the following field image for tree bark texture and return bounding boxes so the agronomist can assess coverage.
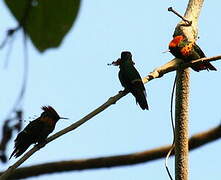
[174,0,204,180]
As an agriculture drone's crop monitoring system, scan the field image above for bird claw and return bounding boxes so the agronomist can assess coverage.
[119,89,129,94]
[118,90,124,93]
[35,141,46,148]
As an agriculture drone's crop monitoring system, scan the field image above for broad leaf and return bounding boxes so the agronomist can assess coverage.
[5,0,81,52]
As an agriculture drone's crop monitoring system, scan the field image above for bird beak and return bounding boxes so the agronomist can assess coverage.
[60,117,69,120]
[107,59,120,66]
[107,62,114,66]
[162,49,170,53]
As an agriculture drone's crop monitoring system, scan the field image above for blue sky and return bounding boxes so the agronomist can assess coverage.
[0,0,221,179]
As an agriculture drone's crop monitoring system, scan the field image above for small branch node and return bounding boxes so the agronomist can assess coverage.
[0,26,21,49]
[150,70,160,78]
[108,97,117,104]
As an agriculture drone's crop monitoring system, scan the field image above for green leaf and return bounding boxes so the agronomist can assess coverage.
[4,0,81,52]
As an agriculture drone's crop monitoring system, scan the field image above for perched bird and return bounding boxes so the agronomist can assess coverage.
[112,51,149,110]
[9,106,67,159]
[169,35,217,72]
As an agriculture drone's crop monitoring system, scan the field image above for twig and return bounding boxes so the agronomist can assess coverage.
[3,2,32,120]
[0,124,220,179]
[0,28,19,50]
[168,7,192,26]
[4,33,16,68]
[0,54,220,179]
[0,0,32,48]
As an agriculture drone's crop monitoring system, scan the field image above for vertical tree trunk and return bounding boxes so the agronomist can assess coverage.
[175,68,190,180]
[174,0,204,180]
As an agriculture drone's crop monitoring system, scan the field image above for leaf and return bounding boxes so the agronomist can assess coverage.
[4,0,81,52]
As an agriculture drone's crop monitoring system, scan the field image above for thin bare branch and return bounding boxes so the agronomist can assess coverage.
[168,7,192,25]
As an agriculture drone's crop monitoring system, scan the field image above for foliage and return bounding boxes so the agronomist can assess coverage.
[4,0,81,52]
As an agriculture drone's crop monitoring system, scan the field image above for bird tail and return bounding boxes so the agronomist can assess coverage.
[192,62,217,72]
[9,132,31,159]
[133,89,149,110]
[9,144,30,159]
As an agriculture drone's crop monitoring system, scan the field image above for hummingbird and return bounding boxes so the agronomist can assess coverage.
[169,35,217,72]
[9,106,68,159]
[111,51,149,110]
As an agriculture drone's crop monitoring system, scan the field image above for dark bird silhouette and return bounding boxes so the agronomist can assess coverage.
[9,106,67,159]
[112,51,149,110]
[169,35,217,72]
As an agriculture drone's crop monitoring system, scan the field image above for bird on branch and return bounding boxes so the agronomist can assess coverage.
[111,51,149,110]
[9,106,67,159]
[169,35,217,72]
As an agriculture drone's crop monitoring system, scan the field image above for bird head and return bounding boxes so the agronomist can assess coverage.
[41,106,68,122]
[109,51,135,66]
[120,51,132,60]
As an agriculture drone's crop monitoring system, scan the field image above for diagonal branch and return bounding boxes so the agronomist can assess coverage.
[0,124,220,179]
[143,55,220,83]
[0,54,220,180]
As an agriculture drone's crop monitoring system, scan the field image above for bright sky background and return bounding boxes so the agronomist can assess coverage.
[0,0,221,180]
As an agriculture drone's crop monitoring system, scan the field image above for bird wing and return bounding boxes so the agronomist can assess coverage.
[16,119,45,143]
[194,44,206,58]
[22,119,44,134]
[10,119,45,159]
[119,64,145,90]
[118,63,148,110]
[131,79,146,93]
[24,118,55,142]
